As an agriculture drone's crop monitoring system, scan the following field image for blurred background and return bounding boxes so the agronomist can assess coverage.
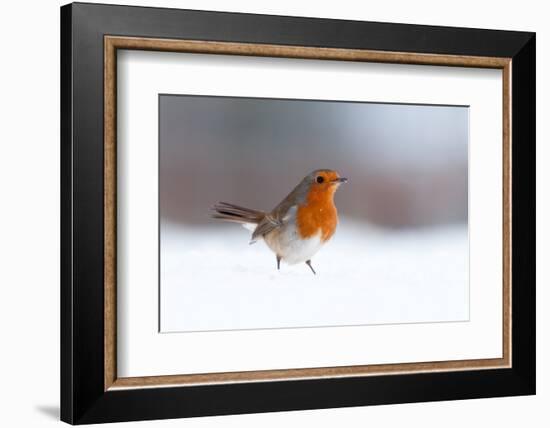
[159,95,468,229]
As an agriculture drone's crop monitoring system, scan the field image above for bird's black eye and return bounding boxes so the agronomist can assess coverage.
[316,176,324,184]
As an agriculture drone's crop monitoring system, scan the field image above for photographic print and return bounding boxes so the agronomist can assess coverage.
[159,95,469,333]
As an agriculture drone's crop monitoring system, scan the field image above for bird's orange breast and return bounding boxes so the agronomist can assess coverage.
[296,186,338,242]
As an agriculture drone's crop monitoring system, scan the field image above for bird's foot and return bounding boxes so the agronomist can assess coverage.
[305,260,316,275]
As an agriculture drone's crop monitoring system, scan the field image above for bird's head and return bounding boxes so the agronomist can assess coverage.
[304,169,348,202]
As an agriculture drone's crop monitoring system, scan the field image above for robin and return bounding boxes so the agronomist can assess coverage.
[212,169,347,274]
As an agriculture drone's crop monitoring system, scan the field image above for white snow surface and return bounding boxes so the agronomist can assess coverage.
[160,219,469,332]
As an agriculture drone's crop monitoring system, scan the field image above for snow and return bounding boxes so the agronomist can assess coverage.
[160,219,469,333]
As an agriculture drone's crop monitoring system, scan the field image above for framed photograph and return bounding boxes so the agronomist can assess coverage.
[60,2,535,424]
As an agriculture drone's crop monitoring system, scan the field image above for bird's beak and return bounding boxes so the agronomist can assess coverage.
[331,177,348,184]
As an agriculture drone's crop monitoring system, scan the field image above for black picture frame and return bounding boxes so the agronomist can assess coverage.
[61,2,535,424]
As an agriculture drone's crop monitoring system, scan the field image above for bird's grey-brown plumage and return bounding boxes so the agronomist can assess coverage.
[212,170,318,241]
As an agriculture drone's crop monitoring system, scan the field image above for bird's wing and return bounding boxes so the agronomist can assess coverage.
[249,178,307,243]
[250,204,298,243]
[250,214,283,243]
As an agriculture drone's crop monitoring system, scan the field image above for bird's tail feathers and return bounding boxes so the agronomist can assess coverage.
[211,201,265,225]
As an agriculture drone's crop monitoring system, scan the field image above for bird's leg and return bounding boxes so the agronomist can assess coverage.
[305,260,316,275]
[276,255,281,271]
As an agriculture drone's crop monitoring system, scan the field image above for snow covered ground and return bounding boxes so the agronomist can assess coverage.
[160,219,469,332]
